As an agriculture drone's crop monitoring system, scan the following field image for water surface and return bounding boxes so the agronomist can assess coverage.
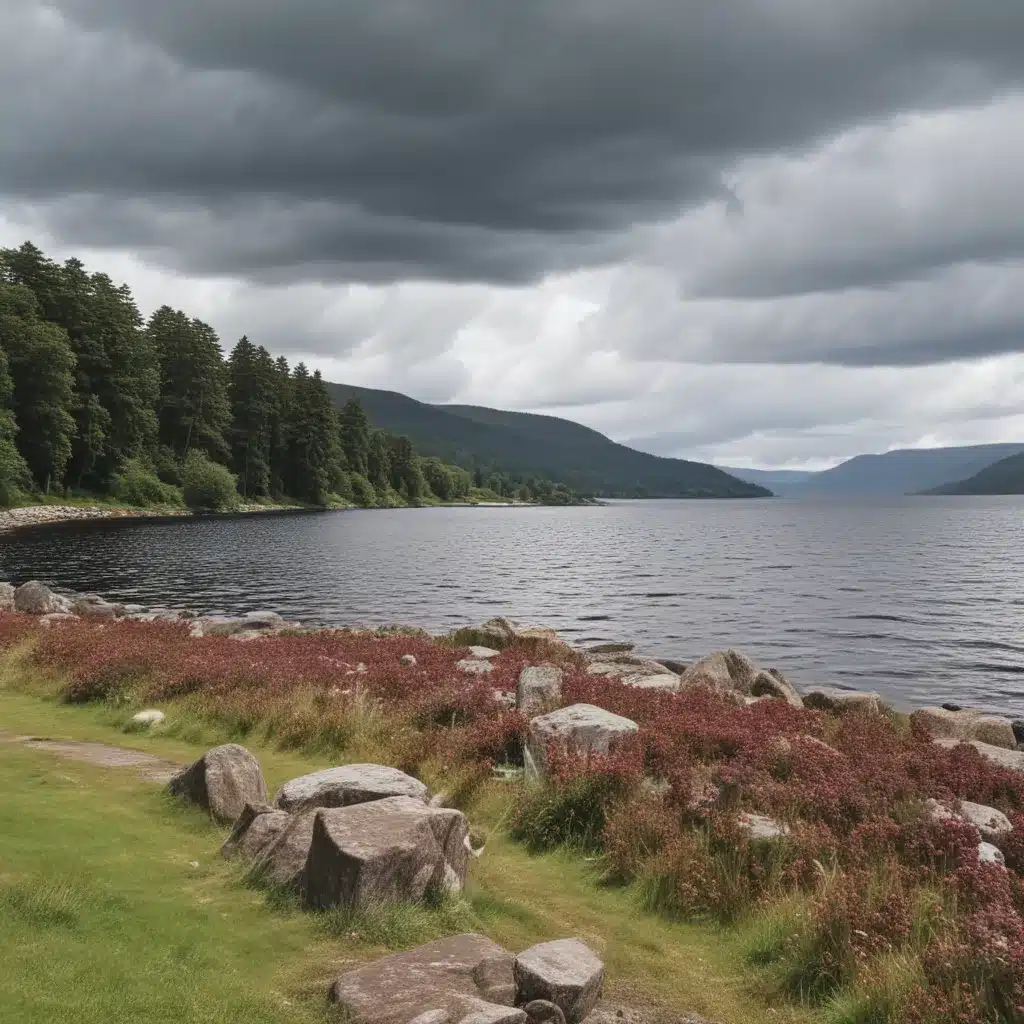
[2,497,1023,715]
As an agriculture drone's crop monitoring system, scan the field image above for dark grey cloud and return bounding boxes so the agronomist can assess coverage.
[2,0,1024,286]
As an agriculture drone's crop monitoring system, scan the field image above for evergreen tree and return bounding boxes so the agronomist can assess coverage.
[0,343,31,502]
[228,336,277,497]
[366,430,392,494]
[148,307,230,462]
[268,356,292,498]
[0,284,76,492]
[387,434,424,502]
[338,397,370,478]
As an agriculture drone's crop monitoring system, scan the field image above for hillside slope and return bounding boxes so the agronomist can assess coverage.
[927,451,1024,494]
[716,467,817,494]
[786,443,1024,497]
[326,384,770,498]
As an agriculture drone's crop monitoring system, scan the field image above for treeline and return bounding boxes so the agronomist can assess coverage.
[0,242,584,509]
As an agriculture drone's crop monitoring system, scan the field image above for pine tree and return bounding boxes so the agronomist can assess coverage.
[0,343,31,502]
[268,356,292,498]
[338,397,370,478]
[0,283,77,492]
[228,336,278,497]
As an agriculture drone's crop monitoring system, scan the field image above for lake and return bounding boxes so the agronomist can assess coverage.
[2,497,1023,715]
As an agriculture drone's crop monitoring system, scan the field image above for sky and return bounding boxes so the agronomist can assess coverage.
[1,1,1023,470]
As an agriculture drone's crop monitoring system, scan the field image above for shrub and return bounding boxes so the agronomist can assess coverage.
[181,451,240,511]
[112,458,184,508]
[347,472,377,508]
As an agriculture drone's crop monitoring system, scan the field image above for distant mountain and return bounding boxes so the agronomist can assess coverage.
[787,443,1024,497]
[716,467,818,494]
[326,383,770,499]
[926,451,1024,495]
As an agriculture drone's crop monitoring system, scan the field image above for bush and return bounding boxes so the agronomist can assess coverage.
[181,451,240,511]
[112,458,183,508]
[347,472,377,508]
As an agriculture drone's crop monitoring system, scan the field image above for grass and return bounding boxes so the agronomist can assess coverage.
[0,686,814,1024]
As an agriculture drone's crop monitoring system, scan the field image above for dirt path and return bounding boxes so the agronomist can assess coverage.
[0,728,182,782]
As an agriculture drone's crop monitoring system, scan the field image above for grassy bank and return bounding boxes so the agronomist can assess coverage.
[1,614,1022,1023]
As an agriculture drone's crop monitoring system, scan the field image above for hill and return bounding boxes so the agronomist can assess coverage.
[783,443,1024,497]
[926,450,1024,494]
[716,467,817,494]
[326,383,770,498]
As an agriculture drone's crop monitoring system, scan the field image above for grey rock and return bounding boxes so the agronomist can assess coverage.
[523,1001,565,1024]
[401,653,418,666]
[249,809,318,888]
[527,704,638,774]
[39,612,78,628]
[912,707,1017,750]
[978,841,1006,868]
[928,798,1013,842]
[167,743,268,824]
[750,669,803,708]
[220,802,293,863]
[73,597,117,620]
[513,939,604,1024]
[619,673,682,692]
[195,616,248,638]
[241,609,285,630]
[803,687,882,715]
[131,709,165,726]
[738,812,790,841]
[273,763,429,812]
[0,582,16,612]
[458,658,495,676]
[517,666,564,715]
[329,933,519,1024]
[934,737,1024,771]
[304,797,466,910]
[1013,720,1024,746]
[14,580,62,615]
[679,649,758,695]
[469,646,501,660]
[584,643,635,655]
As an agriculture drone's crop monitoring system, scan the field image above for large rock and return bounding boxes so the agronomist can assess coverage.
[927,798,1013,842]
[618,673,682,692]
[167,744,267,824]
[0,582,16,612]
[220,802,293,863]
[249,809,319,888]
[458,658,495,676]
[803,687,882,715]
[517,666,563,715]
[912,707,1017,750]
[14,580,65,615]
[527,704,638,772]
[679,650,758,696]
[934,737,1024,772]
[978,841,1006,868]
[738,812,790,842]
[513,939,604,1024]
[749,669,803,708]
[452,618,561,653]
[73,596,117,620]
[304,796,469,910]
[273,763,428,811]
[329,933,520,1024]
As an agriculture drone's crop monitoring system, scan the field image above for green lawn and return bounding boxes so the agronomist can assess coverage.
[0,689,814,1024]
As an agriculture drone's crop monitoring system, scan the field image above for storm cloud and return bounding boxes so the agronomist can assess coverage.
[1,0,1023,465]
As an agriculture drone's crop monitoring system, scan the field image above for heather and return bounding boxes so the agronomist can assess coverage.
[3,611,1024,1022]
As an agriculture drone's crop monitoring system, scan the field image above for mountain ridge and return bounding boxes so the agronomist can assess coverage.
[925,450,1024,494]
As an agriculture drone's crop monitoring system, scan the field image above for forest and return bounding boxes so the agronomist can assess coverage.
[0,242,584,511]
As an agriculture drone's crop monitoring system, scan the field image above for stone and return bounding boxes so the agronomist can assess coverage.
[523,1001,566,1024]
[929,798,1013,842]
[167,743,267,824]
[131,709,165,726]
[196,616,248,637]
[469,646,501,660]
[273,763,429,811]
[241,609,285,630]
[39,612,78,628]
[618,673,682,692]
[329,933,519,1024]
[585,655,676,679]
[458,658,495,676]
[803,687,882,715]
[304,796,469,910]
[14,580,63,615]
[0,582,16,611]
[513,939,604,1024]
[527,704,638,773]
[584,643,635,655]
[912,707,1017,750]
[452,619,561,654]
[978,841,1006,868]
[73,597,117,620]
[934,737,1024,771]
[750,669,803,708]
[220,803,293,862]
[401,654,418,666]
[1013,720,1024,747]
[517,666,563,715]
[679,649,758,695]
[738,812,790,841]
[250,809,318,888]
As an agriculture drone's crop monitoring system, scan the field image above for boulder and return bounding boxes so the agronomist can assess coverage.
[934,737,1024,772]
[585,654,676,678]
[517,666,563,715]
[273,763,428,811]
[73,597,117,620]
[241,609,285,630]
[584,643,635,655]
[679,650,758,695]
[527,704,638,772]
[305,796,470,910]
[1014,720,1024,747]
[912,707,1017,750]
[194,616,247,638]
[513,939,604,1024]
[401,654,418,667]
[131,709,165,727]
[738,812,790,841]
[0,582,16,612]
[978,841,1006,868]
[452,618,560,653]
[618,673,681,692]
[458,659,495,676]
[39,612,78,628]
[803,687,882,715]
[469,646,501,660]
[249,809,318,888]
[329,933,519,1024]
[928,798,1013,842]
[167,743,267,824]
[220,802,293,863]
[523,1001,566,1024]
[750,669,803,708]
[14,580,63,615]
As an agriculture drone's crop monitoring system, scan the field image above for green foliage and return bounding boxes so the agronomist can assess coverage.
[347,472,378,508]
[181,451,240,511]
[111,458,183,508]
